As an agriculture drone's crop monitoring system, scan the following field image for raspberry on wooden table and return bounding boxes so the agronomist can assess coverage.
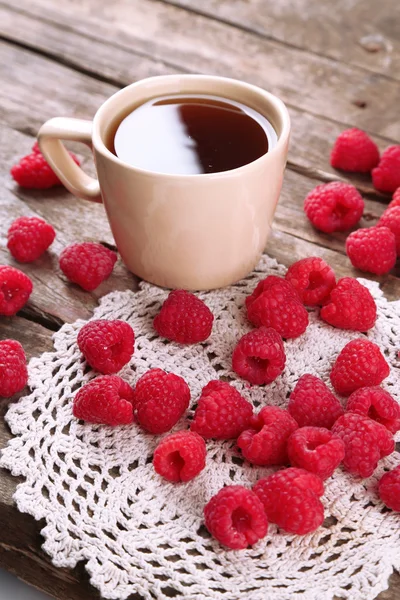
[388,187,400,209]
[288,374,344,429]
[0,265,33,316]
[11,142,80,189]
[287,427,345,480]
[190,380,253,440]
[320,278,377,332]
[204,485,268,549]
[332,413,394,478]
[246,276,308,339]
[378,206,400,255]
[59,242,117,291]
[253,468,324,535]
[346,227,396,275]
[7,216,56,263]
[77,319,134,374]
[73,375,135,426]
[232,327,286,385]
[0,339,28,398]
[330,128,380,173]
[133,368,190,434]
[237,406,298,466]
[346,387,400,434]
[153,290,213,344]
[372,146,400,193]
[285,257,336,306]
[304,182,364,233]
[378,466,400,512]
[153,431,206,483]
[330,339,390,396]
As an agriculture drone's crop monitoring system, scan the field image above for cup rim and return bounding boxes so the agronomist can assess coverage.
[92,74,291,179]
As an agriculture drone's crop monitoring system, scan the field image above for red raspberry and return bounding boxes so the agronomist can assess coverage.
[133,369,190,434]
[7,216,56,263]
[153,290,213,344]
[0,339,28,398]
[11,144,80,189]
[288,374,344,429]
[232,327,286,385]
[204,485,268,549]
[378,206,400,255]
[59,242,117,291]
[77,319,134,374]
[73,375,134,426]
[253,468,324,535]
[330,339,390,396]
[285,257,336,306]
[378,466,400,512]
[237,406,298,466]
[304,182,364,233]
[388,187,400,209]
[331,413,394,477]
[246,277,308,339]
[320,278,377,332]
[330,128,380,173]
[0,265,33,316]
[346,386,400,434]
[191,380,253,439]
[287,427,345,480]
[372,146,400,193]
[346,226,396,275]
[153,431,206,482]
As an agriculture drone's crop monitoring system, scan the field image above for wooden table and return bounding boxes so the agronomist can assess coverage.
[0,1,399,598]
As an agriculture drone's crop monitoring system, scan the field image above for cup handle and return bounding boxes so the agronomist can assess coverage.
[37,117,102,202]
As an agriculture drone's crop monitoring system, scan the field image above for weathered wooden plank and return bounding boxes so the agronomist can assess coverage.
[3,0,400,142]
[167,0,400,80]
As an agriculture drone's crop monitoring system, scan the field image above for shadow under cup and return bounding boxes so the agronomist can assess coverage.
[91,75,291,290]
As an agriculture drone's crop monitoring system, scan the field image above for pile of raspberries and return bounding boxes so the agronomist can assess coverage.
[0,132,399,551]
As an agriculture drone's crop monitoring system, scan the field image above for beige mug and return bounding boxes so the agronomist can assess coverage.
[38,75,290,290]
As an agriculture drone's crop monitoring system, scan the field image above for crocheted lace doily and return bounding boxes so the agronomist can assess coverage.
[1,255,400,600]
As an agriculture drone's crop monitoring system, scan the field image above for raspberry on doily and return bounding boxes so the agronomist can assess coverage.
[1,255,400,600]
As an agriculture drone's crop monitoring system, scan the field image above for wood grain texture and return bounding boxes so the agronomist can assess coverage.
[167,0,400,79]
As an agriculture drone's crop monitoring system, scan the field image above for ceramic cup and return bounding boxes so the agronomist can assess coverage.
[38,75,290,290]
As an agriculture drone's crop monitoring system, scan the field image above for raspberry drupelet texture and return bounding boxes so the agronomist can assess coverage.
[331,413,394,478]
[237,406,298,466]
[7,216,56,263]
[288,374,344,429]
[73,375,135,426]
[133,369,190,434]
[346,386,400,434]
[253,468,324,535]
[153,431,206,483]
[204,485,268,549]
[153,290,213,344]
[330,339,390,396]
[346,227,397,275]
[378,206,400,255]
[191,380,253,439]
[285,257,336,306]
[59,242,117,291]
[330,128,380,173]
[378,466,400,512]
[0,265,33,316]
[77,319,134,375]
[389,187,400,209]
[304,182,364,233]
[246,276,308,339]
[287,427,345,480]
[372,146,400,193]
[320,278,377,332]
[11,143,80,189]
[232,327,286,385]
[0,339,28,398]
